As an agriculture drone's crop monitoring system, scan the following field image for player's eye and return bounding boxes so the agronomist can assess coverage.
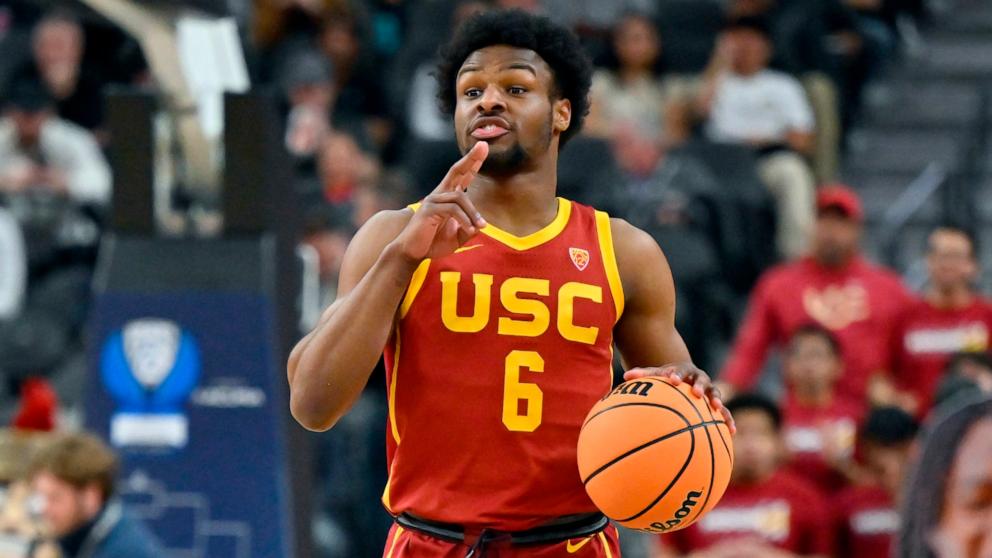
[464,88,482,98]
[508,86,527,95]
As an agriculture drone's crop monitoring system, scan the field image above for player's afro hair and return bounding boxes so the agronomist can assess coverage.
[435,9,593,148]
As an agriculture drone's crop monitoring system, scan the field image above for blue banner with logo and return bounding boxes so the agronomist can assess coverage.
[86,291,293,558]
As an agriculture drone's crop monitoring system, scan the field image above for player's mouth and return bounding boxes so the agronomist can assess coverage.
[470,118,511,140]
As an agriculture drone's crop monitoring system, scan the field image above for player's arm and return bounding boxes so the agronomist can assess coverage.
[610,218,735,431]
[288,142,489,431]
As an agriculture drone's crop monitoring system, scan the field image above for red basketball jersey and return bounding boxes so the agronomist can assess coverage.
[381,198,624,531]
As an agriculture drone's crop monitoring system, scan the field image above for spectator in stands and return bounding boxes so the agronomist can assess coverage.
[833,406,917,558]
[691,16,816,258]
[281,49,335,162]
[876,225,992,418]
[0,431,59,558]
[406,0,492,142]
[310,130,379,209]
[10,377,58,432]
[29,432,163,558]
[654,393,832,558]
[12,12,105,136]
[585,12,679,179]
[302,205,352,308]
[719,186,912,409]
[320,10,393,150]
[781,324,863,493]
[252,0,351,58]
[0,79,110,207]
[900,395,992,558]
[0,205,25,320]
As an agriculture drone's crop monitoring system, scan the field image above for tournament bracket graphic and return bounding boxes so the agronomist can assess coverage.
[87,290,295,557]
[100,319,201,448]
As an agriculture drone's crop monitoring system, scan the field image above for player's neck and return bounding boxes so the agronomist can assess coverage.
[470,160,560,236]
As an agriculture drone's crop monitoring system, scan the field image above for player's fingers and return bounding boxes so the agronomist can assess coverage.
[421,201,476,235]
[429,191,487,228]
[622,368,647,381]
[434,142,489,193]
[719,404,737,434]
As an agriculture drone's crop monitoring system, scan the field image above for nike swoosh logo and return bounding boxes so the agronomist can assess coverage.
[566,536,594,553]
[453,244,484,254]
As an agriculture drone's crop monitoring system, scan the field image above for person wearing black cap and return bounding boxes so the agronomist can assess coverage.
[0,78,109,206]
[694,16,816,259]
[833,406,918,558]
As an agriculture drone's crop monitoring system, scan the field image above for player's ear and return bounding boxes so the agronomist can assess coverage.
[553,98,571,133]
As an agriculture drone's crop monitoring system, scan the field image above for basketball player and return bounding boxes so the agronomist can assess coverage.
[288,10,734,557]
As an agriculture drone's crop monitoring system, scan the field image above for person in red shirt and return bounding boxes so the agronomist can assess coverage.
[780,324,863,493]
[833,406,918,558]
[879,225,992,417]
[654,394,832,558]
[719,185,912,408]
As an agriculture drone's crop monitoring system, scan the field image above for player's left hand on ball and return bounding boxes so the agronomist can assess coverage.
[625,364,736,434]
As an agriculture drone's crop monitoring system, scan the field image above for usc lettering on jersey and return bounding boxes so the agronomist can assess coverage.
[382,198,623,531]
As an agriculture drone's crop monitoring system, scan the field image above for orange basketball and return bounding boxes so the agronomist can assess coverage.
[577,376,734,533]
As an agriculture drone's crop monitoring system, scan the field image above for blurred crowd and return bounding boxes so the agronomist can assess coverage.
[2,0,990,557]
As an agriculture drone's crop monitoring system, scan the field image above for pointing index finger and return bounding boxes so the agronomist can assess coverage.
[437,141,489,193]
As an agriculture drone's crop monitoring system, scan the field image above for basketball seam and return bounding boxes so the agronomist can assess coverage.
[703,397,734,468]
[583,401,696,429]
[655,381,717,527]
[581,419,724,486]
[611,421,697,523]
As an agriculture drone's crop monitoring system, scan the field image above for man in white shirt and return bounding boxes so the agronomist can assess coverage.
[697,17,816,259]
[0,79,110,207]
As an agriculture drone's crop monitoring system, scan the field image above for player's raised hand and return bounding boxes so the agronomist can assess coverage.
[625,363,736,433]
[395,141,489,261]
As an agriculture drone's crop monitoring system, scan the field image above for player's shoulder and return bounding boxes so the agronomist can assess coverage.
[606,216,657,255]
[346,208,414,255]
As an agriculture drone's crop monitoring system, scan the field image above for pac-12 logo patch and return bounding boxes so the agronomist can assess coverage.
[569,247,590,271]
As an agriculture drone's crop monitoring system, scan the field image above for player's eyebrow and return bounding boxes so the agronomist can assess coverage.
[505,62,537,76]
[457,62,538,79]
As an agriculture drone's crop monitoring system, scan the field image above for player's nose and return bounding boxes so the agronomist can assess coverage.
[475,85,506,113]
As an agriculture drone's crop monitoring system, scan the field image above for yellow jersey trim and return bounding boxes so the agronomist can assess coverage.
[400,259,431,319]
[407,202,422,212]
[595,211,625,322]
[385,525,404,558]
[388,327,402,444]
[598,531,613,558]
[480,198,571,251]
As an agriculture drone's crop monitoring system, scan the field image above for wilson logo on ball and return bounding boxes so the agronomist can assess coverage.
[603,380,654,400]
[649,490,703,533]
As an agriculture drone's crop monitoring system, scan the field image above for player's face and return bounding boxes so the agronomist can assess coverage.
[731,409,781,483]
[935,418,992,558]
[784,334,840,396]
[454,45,570,175]
[811,212,861,266]
[31,472,101,537]
[927,229,977,291]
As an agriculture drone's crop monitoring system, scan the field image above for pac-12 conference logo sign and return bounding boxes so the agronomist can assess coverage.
[100,319,200,449]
